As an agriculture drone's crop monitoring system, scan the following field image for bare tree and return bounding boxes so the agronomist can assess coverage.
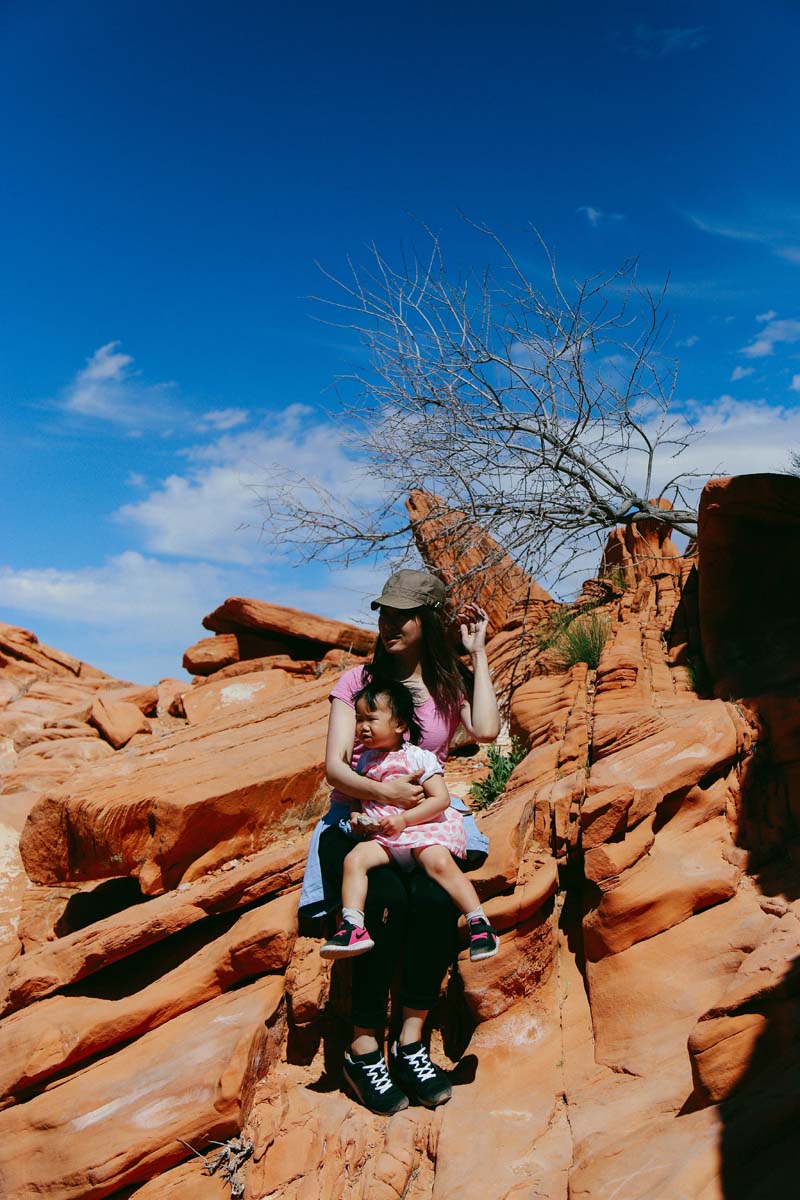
[259,223,707,592]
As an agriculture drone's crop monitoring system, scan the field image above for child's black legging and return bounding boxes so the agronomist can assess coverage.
[318,825,460,1030]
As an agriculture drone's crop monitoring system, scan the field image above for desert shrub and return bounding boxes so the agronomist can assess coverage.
[686,652,712,696]
[553,611,609,670]
[599,563,628,592]
[469,737,527,810]
[532,605,577,652]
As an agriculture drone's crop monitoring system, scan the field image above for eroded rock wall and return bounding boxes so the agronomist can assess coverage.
[0,476,797,1198]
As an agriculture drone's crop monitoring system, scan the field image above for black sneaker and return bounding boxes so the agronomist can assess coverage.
[343,1049,409,1115]
[468,916,500,961]
[320,920,374,959]
[389,1041,452,1108]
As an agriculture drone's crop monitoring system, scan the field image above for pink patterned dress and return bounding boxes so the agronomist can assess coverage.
[357,745,467,860]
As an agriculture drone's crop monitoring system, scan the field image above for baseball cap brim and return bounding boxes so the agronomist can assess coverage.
[370,590,423,611]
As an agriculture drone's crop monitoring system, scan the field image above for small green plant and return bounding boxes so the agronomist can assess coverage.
[553,611,609,670]
[686,653,712,696]
[469,737,527,810]
[532,605,578,653]
[600,563,628,592]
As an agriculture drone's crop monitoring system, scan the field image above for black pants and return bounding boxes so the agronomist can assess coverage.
[318,825,460,1030]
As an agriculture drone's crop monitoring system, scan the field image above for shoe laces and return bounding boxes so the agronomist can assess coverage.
[402,1045,437,1083]
[363,1058,393,1094]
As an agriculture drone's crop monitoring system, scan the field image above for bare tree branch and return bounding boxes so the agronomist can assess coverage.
[258,223,708,591]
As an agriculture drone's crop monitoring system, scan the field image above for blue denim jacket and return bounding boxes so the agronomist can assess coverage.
[297,795,489,920]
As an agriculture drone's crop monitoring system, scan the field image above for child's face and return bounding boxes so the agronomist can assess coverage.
[355,693,406,750]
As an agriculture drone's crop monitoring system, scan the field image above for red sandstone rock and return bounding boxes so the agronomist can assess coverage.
[1,839,306,1012]
[182,632,241,675]
[202,596,374,656]
[181,667,296,725]
[0,792,40,971]
[406,488,552,631]
[90,695,151,748]
[0,891,298,1098]
[432,995,568,1200]
[459,902,554,1022]
[698,472,800,697]
[157,677,187,716]
[196,654,322,685]
[586,890,772,1079]
[0,977,283,1199]
[19,677,332,894]
[599,498,685,588]
[132,1160,230,1198]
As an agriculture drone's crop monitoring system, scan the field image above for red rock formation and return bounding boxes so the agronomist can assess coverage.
[19,676,333,894]
[406,488,552,631]
[0,479,797,1198]
[202,596,374,656]
[599,496,688,587]
[698,472,800,697]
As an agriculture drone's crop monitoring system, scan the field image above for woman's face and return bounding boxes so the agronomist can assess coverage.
[378,605,423,656]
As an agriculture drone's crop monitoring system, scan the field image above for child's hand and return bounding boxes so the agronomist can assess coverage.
[351,812,379,836]
[377,811,407,837]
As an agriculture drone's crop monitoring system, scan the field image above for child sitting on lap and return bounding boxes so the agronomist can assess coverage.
[321,678,499,963]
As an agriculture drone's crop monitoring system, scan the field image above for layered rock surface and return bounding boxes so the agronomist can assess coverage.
[0,475,797,1198]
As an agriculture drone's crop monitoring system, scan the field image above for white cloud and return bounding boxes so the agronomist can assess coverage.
[195,408,250,432]
[741,318,800,358]
[677,335,700,348]
[0,552,384,683]
[62,342,179,428]
[0,553,230,636]
[662,397,800,483]
[115,408,379,565]
[730,365,755,382]
[756,309,778,323]
[790,375,800,393]
[687,215,800,268]
[577,205,625,227]
[126,471,146,487]
[687,214,762,242]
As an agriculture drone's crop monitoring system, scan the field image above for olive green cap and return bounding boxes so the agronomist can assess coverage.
[370,569,447,611]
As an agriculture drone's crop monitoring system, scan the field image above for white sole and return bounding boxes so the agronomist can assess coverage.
[469,944,500,961]
[342,1066,409,1114]
[320,940,375,960]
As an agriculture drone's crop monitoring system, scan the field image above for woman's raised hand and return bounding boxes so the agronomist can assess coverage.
[381,770,425,808]
[458,603,489,656]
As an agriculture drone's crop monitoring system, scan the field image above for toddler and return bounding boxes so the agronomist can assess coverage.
[321,678,499,962]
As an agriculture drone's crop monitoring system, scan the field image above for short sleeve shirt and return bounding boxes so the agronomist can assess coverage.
[328,666,461,806]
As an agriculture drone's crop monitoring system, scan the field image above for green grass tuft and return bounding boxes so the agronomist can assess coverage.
[553,611,610,670]
[469,737,527,810]
[686,653,712,696]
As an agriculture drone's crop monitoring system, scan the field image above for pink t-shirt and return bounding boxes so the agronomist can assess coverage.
[328,665,462,807]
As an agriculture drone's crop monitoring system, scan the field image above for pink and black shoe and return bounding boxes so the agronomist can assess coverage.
[320,920,375,959]
[468,916,500,961]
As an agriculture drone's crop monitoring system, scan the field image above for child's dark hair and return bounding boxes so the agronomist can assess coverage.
[353,678,423,745]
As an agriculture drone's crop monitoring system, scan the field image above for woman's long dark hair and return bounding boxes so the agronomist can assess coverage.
[365,603,473,720]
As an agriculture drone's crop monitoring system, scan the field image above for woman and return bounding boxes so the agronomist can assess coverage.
[298,568,500,1115]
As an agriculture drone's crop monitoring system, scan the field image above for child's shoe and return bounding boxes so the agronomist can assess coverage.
[320,920,374,959]
[468,915,500,961]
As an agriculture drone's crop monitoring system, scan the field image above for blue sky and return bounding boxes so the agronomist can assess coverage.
[2,0,800,682]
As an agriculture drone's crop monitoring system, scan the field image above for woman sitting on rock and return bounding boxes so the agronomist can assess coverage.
[298,569,500,1115]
